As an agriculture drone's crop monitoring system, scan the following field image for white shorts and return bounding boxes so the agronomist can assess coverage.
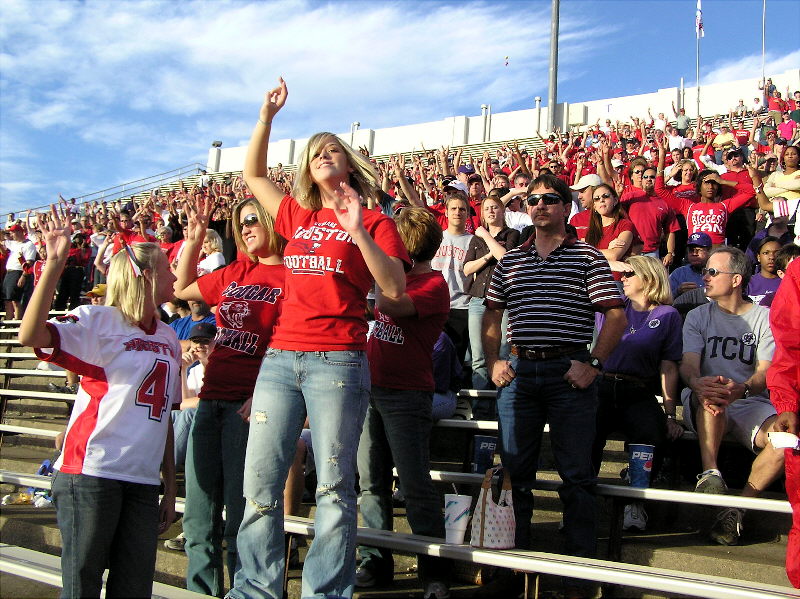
[681,388,776,452]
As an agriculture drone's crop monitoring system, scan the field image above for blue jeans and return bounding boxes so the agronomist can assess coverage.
[51,471,160,598]
[229,348,370,599]
[497,350,599,558]
[171,407,197,467]
[356,386,449,585]
[184,399,249,597]
[468,298,509,417]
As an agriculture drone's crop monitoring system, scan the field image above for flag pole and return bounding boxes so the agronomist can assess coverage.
[761,0,766,82]
[695,0,703,118]
[696,31,700,118]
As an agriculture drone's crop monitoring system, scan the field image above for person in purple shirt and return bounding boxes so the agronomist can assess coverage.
[669,232,711,298]
[760,244,800,308]
[745,211,793,268]
[594,256,684,532]
[748,237,782,304]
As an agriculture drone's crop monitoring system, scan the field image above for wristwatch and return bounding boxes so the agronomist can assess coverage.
[743,383,751,399]
[588,356,603,371]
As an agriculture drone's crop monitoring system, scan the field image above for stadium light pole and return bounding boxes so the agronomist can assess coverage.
[547,0,560,134]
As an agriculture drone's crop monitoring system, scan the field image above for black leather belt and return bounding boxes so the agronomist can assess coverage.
[511,344,585,361]
[602,372,651,387]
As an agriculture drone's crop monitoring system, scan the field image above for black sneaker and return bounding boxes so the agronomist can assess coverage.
[710,507,744,546]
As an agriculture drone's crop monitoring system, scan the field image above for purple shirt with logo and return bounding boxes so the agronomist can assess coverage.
[599,300,683,377]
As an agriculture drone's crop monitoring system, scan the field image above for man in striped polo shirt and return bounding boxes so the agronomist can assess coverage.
[482,173,626,597]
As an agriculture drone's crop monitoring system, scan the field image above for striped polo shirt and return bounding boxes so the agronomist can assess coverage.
[485,235,623,348]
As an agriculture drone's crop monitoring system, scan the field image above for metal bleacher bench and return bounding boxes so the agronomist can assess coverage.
[0,470,795,599]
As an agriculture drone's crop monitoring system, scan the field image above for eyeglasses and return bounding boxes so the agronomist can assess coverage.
[593,193,613,202]
[642,175,656,180]
[701,267,736,277]
[240,213,259,228]
[526,193,564,206]
[620,271,637,279]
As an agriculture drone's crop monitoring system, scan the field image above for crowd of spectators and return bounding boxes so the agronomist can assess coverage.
[3,75,800,596]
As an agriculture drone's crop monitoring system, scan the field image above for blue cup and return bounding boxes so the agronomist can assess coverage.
[472,435,497,473]
[628,443,655,488]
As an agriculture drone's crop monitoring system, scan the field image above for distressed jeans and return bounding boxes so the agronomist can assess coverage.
[497,350,599,559]
[356,386,449,585]
[51,471,160,598]
[228,348,370,599]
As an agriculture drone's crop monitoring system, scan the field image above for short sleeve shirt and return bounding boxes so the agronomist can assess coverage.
[36,306,181,485]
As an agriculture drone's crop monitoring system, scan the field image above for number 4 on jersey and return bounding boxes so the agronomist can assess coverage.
[135,359,171,421]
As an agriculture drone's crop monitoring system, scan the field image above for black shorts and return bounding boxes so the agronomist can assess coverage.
[2,270,25,302]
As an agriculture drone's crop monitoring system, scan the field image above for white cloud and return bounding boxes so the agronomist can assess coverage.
[701,50,800,86]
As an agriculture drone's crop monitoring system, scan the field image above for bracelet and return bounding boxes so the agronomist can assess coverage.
[257,118,268,126]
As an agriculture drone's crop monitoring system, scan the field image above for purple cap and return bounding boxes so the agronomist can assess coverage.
[687,232,712,248]
[457,165,476,175]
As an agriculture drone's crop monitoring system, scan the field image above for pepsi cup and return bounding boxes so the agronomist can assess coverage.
[628,443,655,488]
[471,435,497,473]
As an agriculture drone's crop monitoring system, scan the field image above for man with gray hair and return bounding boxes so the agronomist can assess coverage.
[679,246,784,546]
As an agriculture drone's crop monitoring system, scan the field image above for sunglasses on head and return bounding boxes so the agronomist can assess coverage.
[701,267,735,277]
[526,193,564,206]
[240,213,259,228]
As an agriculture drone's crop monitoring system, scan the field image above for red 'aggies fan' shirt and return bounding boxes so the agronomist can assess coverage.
[36,306,181,485]
[273,196,410,351]
[368,270,450,391]
[196,260,284,400]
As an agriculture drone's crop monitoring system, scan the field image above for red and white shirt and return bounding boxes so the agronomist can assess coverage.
[36,306,181,485]
[273,195,410,351]
[368,270,450,391]
[196,260,284,400]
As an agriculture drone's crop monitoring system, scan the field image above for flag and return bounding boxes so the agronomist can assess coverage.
[695,0,705,38]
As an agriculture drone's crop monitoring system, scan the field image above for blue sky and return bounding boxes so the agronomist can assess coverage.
[1,0,798,216]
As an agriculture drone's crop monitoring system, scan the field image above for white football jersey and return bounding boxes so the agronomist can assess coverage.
[37,305,181,485]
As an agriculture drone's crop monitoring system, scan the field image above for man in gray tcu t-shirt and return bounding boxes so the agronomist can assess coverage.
[680,247,783,547]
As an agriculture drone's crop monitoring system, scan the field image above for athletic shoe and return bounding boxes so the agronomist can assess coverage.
[710,507,744,546]
[423,581,451,599]
[694,470,728,495]
[623,502,648,531]
[164,532,185,551]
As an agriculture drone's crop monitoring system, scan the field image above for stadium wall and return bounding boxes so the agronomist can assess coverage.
[211,68,799,172]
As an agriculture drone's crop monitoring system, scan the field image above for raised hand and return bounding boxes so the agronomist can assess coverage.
[259,77,288,124]
[333,181,365,235]
[182,195,214,245]
[37,206,71,265]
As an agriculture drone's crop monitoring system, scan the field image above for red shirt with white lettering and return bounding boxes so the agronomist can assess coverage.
[273,195,410,351]
[368,270,450,391]
[568,209,592,240]
[655,177,754,244]
[196,260,284,400]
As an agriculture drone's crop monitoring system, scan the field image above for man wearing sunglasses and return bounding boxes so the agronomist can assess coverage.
[481,174,626,598]
[680,247,781,546]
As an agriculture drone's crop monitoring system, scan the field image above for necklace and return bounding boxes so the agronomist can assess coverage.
[629,305,656,335]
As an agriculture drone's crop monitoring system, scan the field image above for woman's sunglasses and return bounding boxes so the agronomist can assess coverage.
[240,213,259,228]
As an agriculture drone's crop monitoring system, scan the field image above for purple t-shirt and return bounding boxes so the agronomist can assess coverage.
[599,301,683,377]
[748,273,781,306]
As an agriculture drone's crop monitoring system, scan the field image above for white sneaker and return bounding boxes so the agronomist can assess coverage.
[623,502,648,531]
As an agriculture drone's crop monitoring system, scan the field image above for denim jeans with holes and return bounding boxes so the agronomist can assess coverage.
[228,348,370,599]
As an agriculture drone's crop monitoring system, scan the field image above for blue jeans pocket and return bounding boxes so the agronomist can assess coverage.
[320,350,362,367]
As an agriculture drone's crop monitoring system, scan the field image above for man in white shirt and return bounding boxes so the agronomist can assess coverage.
[3,224,37,319]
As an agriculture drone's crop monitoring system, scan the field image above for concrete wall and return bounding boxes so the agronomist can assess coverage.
[212,68,799,172]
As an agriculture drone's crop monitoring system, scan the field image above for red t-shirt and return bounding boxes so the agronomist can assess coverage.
[721,168,756,206]
[620,188,680,252]
[368,270,450,391]
[595,218,637,280]
[733,129,749,146]
[273,195,411,351]
[427,204,480,233]
[112,229,157,253]
[196,260,285,400]
[655,177,754,244]
[568,209,592,239]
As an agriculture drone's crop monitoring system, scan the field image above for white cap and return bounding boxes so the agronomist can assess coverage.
[569,173,603,190]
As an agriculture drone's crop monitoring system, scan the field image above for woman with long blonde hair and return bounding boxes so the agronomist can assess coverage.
[19,209,180,598]
[228,78,409,599]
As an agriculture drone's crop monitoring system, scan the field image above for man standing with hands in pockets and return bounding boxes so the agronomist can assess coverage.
[481,173,626,598]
